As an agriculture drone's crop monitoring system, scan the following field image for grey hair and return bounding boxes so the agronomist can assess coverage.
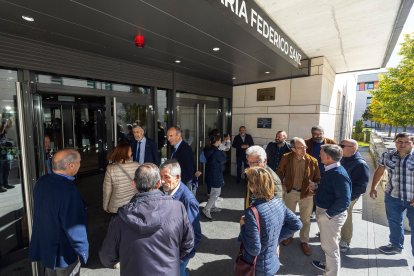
[134,163,161,193]
[52,150,79,171]
[341,139,358,150]
[289,137,305,148]
[168,126,182,135]
[321,144,343,162]
[246,145,266,162]
[159,159,181,179]
[311,125,324,133]
[132,125,145,132]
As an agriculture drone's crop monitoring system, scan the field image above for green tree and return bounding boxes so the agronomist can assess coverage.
[368,33,414,135]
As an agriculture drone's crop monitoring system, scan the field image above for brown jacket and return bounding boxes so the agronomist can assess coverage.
[305,137,336,156]
[276,152,321,199]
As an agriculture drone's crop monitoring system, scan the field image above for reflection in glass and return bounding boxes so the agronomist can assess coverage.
[116,102,148,145]
[43,97,106,173]
[156,89,168,163]
[0,69,29,272]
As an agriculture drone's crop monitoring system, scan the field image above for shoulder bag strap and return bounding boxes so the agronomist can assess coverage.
[115,163,133,181]
[250,206,260,265]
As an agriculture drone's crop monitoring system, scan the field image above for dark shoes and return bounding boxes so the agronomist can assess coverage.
[281,237,293,246]
[301,242,312,256]
[312,260,325,271]
[378,244,402,254]
[0,186,6,193]
[4,185,14,189]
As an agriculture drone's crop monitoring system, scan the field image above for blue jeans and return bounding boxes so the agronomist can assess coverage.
[180,259,190,276]
[384,193,414,255]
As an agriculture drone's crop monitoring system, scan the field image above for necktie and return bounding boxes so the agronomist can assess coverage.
[171,147,176,158]
[137,141,142,163]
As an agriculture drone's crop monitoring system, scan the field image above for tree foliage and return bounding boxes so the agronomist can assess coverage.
[369,33,414,128]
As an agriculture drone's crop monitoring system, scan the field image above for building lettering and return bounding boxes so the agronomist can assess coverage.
[220,0,302,66]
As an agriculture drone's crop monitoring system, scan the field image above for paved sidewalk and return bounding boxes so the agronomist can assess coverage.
[4,147,413,275]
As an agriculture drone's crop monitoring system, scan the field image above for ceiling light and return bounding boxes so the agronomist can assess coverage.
[213,47,220,51]
[232,77,236,80]
[265,71,270,74]
[175,60,181,63]
[22,15,34,22]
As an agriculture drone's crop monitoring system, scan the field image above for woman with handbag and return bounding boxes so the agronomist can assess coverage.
[103,142,139,214]
[236,167,302,276]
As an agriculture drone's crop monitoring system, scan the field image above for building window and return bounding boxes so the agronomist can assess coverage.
[356,83,360,91]
[365,82,374,90]
[51,76,62,85]
[87,80,96,89]
[366,97,372,105]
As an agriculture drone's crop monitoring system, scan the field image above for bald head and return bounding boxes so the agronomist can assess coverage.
[340,139,358,157]
[52,149,81,176]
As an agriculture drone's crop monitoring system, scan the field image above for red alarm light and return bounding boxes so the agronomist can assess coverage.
[135,35,145,48]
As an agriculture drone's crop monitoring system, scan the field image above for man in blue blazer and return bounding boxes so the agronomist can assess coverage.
[167,126,201,195]
[160,159,201,276]
[29,149,88,275]
[131,125,160,165]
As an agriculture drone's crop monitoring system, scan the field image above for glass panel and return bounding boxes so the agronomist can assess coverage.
[176,105,198,163]
[43,97,106,173]
[74,104,105,173]
[157,89,168,163]
[116,101,149,144]
[36,73,150,94]
[0,69,29,272]
[176,92,219,102]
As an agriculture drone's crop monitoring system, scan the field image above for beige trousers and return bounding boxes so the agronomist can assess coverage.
[316,207,347,276]
[340,198,358,244]
[285,190,313,243]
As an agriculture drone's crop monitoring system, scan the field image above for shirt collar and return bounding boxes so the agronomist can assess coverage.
[324,162,341,171]
[170,182,181,197]
[394,148,414,158]
[54,172,75,181]
[175,139,183,149]
[136,136,146,143]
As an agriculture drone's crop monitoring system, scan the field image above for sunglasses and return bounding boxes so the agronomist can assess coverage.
[339,144,352,148]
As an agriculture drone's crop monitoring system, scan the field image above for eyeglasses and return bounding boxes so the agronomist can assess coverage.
[339,144,353,148]
[247,160,263,166]
[396,141,412,145]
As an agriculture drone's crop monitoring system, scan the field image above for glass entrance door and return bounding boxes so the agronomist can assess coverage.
[43,95,106,174]
[176,93,222,173]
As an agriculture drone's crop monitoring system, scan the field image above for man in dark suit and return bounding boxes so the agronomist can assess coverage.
[232,126,254,183]
[131,125,160,166]
[167,126,201,195]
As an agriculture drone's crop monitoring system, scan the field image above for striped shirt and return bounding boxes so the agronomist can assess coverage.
[379,149,414,201]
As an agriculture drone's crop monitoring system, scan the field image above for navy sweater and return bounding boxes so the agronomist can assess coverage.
[316,166,351,217]
[341,152,370,201]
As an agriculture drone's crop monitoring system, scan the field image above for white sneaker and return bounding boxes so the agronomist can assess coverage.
[216,197,224,202]
[211,207,222,213]
[339,240,349,252]
[202,208,212,219]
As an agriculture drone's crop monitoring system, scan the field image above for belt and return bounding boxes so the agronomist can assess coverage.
[292,188,301,192]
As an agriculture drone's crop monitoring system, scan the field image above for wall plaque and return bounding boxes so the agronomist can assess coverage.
[257,118,272,129]
[257,87,275,101]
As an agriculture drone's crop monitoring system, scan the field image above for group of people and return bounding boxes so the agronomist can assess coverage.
[235,125,370,275]
[27,120,414,276]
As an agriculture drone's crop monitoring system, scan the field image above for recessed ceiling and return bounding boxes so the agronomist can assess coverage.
[255,0,411,73]
[0,0,410,85]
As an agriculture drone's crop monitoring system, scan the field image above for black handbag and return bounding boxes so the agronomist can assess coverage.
[234,206,260,276]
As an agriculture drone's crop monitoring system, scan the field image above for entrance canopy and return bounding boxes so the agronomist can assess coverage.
[0,0,411,85]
